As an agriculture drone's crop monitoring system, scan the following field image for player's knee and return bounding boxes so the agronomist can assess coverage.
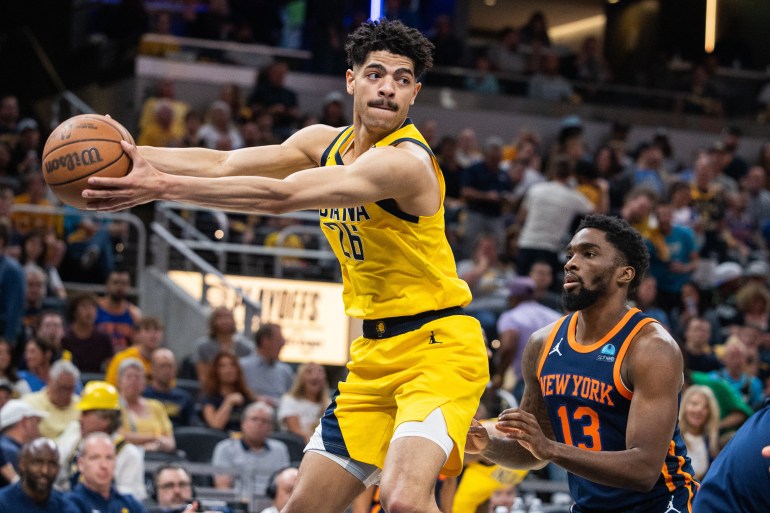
[379,482,432,513]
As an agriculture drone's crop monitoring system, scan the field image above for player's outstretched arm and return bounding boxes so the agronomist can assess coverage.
[137,124,338,179]
[84,140,436,214]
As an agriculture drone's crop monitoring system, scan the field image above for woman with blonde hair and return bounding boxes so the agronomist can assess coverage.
[679,384,720,480]
[277,362,329,442]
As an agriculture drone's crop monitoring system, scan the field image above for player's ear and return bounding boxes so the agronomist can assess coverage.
[346,69,355,94]
[617,265,635,287]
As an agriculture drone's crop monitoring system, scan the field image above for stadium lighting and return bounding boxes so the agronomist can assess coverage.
[705,0,717,53]
[370,0,382,20]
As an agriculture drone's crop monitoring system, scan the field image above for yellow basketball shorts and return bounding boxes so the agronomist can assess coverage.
[318,313,489,477]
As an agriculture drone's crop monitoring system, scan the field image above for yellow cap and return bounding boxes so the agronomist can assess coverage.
[77,381,120,411]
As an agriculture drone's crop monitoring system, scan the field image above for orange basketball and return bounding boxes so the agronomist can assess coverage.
[42,114,134,209]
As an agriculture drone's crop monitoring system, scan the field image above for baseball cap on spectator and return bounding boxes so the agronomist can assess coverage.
[744,260,770,280]
[509,276,536,299]
[16,118,38,134]
[712,261,743,287]
[0,399,48,430]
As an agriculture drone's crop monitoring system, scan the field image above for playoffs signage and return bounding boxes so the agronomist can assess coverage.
[169,271,350,365]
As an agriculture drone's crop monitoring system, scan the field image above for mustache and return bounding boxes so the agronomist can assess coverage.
[367,99,398,110]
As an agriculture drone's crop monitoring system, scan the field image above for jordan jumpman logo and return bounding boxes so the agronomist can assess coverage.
[549,337,563,356]
[664,495,681,513]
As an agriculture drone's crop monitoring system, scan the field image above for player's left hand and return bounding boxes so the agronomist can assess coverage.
[496,408,553,461]
[83,141,167,211]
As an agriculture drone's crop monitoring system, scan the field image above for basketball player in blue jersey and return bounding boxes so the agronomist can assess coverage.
[83,19,488,513]
[467,214,698,513]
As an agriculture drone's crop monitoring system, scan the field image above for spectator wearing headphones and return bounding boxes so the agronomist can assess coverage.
[148,463,232,513]
[259,466,298,513]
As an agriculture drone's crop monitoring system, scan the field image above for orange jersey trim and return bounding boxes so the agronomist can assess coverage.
[611,317,657,401]
[566,308,640,354]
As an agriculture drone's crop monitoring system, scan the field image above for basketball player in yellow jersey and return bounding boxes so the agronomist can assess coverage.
[83,19,489,513]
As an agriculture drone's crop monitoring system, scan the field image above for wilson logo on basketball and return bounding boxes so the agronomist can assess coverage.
[44,148,104,174]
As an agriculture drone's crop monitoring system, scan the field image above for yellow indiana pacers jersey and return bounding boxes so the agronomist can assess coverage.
[319,119,471,319]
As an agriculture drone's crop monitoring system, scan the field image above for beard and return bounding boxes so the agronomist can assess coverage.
[562,278,607,312]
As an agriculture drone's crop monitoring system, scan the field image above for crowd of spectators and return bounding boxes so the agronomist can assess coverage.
[1,4,770,510]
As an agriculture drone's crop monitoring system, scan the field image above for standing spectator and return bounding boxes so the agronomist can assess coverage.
[247,61,301,139]
[0,438,78,512]
[647,203,699,312]
[678,385,720,481]
[0,218,25,345]
[95,270,142,353]
[278,363,329,443]
[460,137,512,258]
[67,432,147,513]
[239,324,294,407]
[56,380,145,500]
[573,36,612,84]
[519,11,551,47]
[195,306,253,385]
[23,360,80,441]
[61,294,114,374]
[116,359,175,454]
[200,352,254,432]
[528,260,562,312]
[516,158,595,278]
[143,348,195,428]
[628,142,667,197]
[494,277,561,402]
[743,166,770,230]
[429,15,465,68]
[0,399,46,485]
[212,402,290,496]
[105,317,164,386]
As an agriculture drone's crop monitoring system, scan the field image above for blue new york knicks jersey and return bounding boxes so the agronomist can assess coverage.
[537,308,697,512]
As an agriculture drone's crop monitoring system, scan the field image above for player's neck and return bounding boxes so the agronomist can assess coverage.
[575,299,629,345]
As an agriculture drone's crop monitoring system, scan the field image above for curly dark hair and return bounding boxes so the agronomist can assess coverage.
[576,214,649,294]
[345,18,434,79]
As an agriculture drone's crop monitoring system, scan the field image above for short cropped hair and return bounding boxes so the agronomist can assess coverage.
[345,19,434,79]
[575,214,649,294]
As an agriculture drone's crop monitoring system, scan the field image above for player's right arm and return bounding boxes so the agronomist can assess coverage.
[137,124,341,179]
[466,326,554,470]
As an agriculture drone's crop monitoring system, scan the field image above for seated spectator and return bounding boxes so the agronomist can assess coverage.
[198,101,244,151]
[259,466,299,513]
[429,14,465,68]
[12,173,63,248]
[149,463,233,513]
[464,54,501,95]
[17,339,56,393]
[0,438,78,512]
[711,337,764,410]
[143,348,195,428]
[96,270,142,353]
[67,432,146,513]
[735,282,770,333]
[631,275,671,329]
[59,207,118,284]
[18,230,65,301]
[277,363,329,443]
[194,306,253,385]
[573,35,612,84]
[0,337,29,396]
[683,317,722,373]
[528,52,576,103]
[23,360,80,441]
[212,402,290,496]
[239,324,294,407]
[319,92,348,128]
[57,380,145,500]
[61,294,113,374]
[519,10,551,47]
[180,110,204,148]
[489,27,526,75]
[105,317,164,385]
[116,359,175,453]
[200,352,255,432]
[20,266,66,346]
[528,260,562,312]
[679,385,720,481]
[137,100,181,148]
[247,61,301,139]
[0,216,25,345]
[138,79,189,144]
[0,399,47,485]
[680,64,724,116]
